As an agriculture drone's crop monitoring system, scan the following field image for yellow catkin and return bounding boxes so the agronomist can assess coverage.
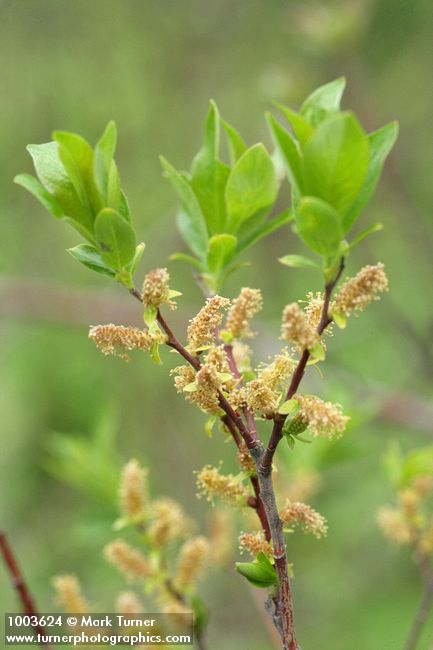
[104,540,153,583]
[377,507,413,546]
[142,268,176,309]
[237,442,256,476]
[174,536,210,590]
[147,497,190,547]
[420,520,433,555]
[280,303,318,351]
[187,296,230,350]
[52,575,90,614]
[172,361,223,415]
[116,591,143,615]
[120,459,148,520]
[239,531,273,558]
[224,288,263,339]
[196,465,249,506]
[161,600,192,629]
[279,500,328,539]
[246,379,279,418]
[208,508,234,566]
[304,292,325,330]
[258,351,294,392]
[89,324,156,360]
[295,395,349,439]
[332,263,388,317]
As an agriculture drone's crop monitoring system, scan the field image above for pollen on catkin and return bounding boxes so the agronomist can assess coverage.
[281,303,319,351]
[187,296,230,351]
[104,540,154,583]
[257,350,294,392]
[239,531,273,558]
[116,591,143,615]
[147,497,190,547]
[142,268,175,309]
[224,288,263,339]
[246,379,279,418]
[174,536,210,590]
[119,459,148,520]
[196,465,249,507]
[332,263,388,317]
[279,500,328,539]
[377,507,413,545]
[295,395,349,439]
[237,441,256,476]
[52,575,90,614]
[89,324,157,360]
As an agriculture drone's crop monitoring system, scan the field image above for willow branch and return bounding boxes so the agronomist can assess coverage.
[260,259,345,473]
[0,530,52,650]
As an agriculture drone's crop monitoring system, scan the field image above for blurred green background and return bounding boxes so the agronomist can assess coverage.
[1,1,433,648]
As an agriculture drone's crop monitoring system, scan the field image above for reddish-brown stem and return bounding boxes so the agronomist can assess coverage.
[0,530,52,650]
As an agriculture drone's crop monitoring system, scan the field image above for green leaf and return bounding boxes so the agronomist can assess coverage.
[204,415,217,438]
[67,244,116,277]
[235,557,277,589]
[206,234,237,274]
[332,311,347,329]
[302,113,369,219]
[94,121,122,210]
[150,340,162,365]
[278,254,320,270]
[126,242,146,275]
[190,595,209,637]
[278,399,300,416]
[267,114,304,193]
[275,104,314,149]
[143,305,158,326]
[342,122,398,232]
[301,77,346,126]
[94,207,136,269]
[295,197,342,256]
[236,209,293,256]
[160,156,208,259]
[191,102,230,233]
[26,142,94,235]
[222,118,247,164]
[347,223,383,252]
[309,341,325,360]
[14,173,63,218]
[399,445,433,488]
[53,131,102,218]
[285,434,296,450]
[225,144,278,232]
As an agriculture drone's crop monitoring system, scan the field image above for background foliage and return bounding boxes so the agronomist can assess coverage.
[1,1,432,648]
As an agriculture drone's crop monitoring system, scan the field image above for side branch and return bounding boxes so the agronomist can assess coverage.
[0,530,52,650]
[260,259,345,473]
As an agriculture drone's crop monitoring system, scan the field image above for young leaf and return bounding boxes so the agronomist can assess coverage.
[94,121,121,210]
[94,207,136,270]
[225,144,278,232]
[222,118,247,164]
[342,121,398,233]
[267,114,304,193]
[67,244,116,277]
[160,156,208,259]
[278,254,320,270]
[275,103,314,149]
[53,131,102,218]
[235,557,278,589]
[26,142,94,233]
[295,197,342,256]
[14,173,63,218]
[126,242,146,275]
[278,399,300,416]
[301,77,346,126]
[191,102,230,233]
[347,223,383,252]
[206,234,237,274]
[302,112,369,219]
